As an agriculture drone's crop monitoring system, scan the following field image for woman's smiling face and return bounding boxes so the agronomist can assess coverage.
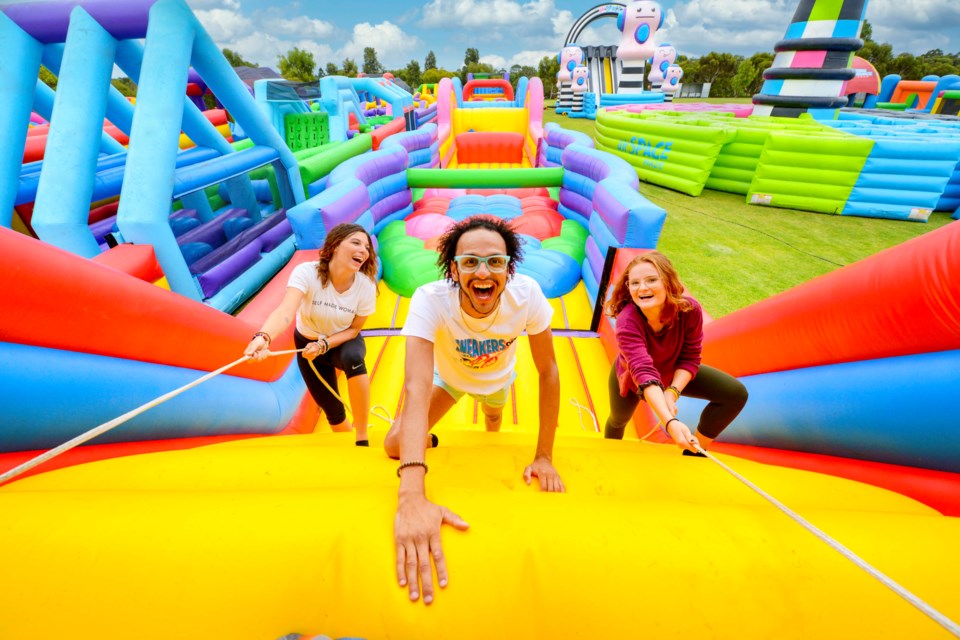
[627,261,666,314]
[334,231,370,271]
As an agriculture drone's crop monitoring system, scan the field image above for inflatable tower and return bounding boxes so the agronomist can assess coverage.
[752,0,869,116]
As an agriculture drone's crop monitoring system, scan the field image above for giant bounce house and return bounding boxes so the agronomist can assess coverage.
[1,0,959,639]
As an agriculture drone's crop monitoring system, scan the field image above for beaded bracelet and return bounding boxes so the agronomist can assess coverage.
[252,331,272,345]
[396,460,428,477]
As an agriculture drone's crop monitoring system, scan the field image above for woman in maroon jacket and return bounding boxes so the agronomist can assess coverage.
[604,251,747,454]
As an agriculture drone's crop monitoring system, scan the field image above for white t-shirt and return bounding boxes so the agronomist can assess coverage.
[288,261,377,339]
[402,273,553,396]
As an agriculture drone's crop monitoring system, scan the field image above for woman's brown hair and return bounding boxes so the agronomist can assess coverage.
[315,223,378,286]
[604,250,691,323]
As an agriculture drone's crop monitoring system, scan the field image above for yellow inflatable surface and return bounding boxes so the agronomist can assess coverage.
[1,430,958,639]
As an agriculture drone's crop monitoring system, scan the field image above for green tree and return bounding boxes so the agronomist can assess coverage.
[111,77,137,97]
[889,53,921,81]
[860,40,894,77]
[38,65,58,90]
[341,57,358,78]
[730,59,755,97]
[537,55,560,99]
[510,64,537,88]
[362,47,383,75]
[424,50,437,71]
[860,19,873,43]
[422,67,456,84]
[223,48,257,68]
[278,47,316,82]
[325,62,340,76]
[464,48,480,67]
[688,51,741,97]
[462,60,495,84]
[400,59,422,89]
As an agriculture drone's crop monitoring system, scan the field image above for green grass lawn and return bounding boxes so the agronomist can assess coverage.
[541,105,955,317]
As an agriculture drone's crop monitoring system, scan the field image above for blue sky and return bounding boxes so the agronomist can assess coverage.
[187,0,960,73]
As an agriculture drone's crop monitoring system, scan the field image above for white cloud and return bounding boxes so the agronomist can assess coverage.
[187,0,241,11]
[193,8,253,43]
[336,21,421,69]
[264,16,336,39]
[666,0,793,57]
[865,0,960,54]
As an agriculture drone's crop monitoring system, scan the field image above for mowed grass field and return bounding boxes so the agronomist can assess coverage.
[542,101,955,317]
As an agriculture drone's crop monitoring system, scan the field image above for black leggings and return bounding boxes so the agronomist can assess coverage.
[294,330,367,426]
[604,363,747,440]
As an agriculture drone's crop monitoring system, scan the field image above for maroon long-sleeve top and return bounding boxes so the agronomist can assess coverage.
[614,296,704,398]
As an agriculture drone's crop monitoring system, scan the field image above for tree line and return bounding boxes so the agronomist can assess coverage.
[35,19,958,101]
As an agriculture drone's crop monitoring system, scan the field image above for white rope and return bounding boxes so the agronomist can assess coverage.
[568,398,598,432]
[698,446,960,637]
[370,405,395,426]
[0,350,305,486]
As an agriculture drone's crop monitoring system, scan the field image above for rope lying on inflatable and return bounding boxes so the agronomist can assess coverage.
[0,349,304,486]
[3,354,958,635]
[697,445,960,637]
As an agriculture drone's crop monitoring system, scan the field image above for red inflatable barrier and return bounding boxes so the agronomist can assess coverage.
[0,227,289,382]
[455,131,524,164]
[702,222,960,377]
[462,78,514,101]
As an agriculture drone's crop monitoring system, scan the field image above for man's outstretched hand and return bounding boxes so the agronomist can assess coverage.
[523,457,565,493]
[395,495,469,604]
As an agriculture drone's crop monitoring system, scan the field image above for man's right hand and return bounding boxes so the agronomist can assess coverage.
[394,494,469,604]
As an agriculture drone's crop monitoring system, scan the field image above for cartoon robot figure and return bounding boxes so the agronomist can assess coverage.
[648,43,677,91]
[557,45,584,113]
[616,0,663,94]
[661,64,684,102]
[570,65,591,114]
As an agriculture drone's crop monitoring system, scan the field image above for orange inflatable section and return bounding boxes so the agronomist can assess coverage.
[702,222,960,377]
[888,80,936,109]
[369,116,406,150]
[0,228,288,382]
[455,132,524,164]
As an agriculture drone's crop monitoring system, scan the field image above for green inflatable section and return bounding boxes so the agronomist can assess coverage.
[378,221,443,297]
[748,132,874,214]
[595,110,736,196]
[706,115,842,195]
[541,219,588,264]
[407,168,564,189]
[284,112,330,151]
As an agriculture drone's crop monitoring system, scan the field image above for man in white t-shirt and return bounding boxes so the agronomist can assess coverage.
[384,216,564,606]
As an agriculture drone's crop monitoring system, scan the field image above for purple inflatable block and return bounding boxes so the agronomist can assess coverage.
[354,149,409,186]
[320,182,369,228]
[371,190,412,224]
[190,210,287,274]
[560,188,592,219]
[585,236,604,284]
[1,0,156,43]
[176,209,246,247]
[259,218,292,253]
[592,181,630,243]
[197,239,262,299]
